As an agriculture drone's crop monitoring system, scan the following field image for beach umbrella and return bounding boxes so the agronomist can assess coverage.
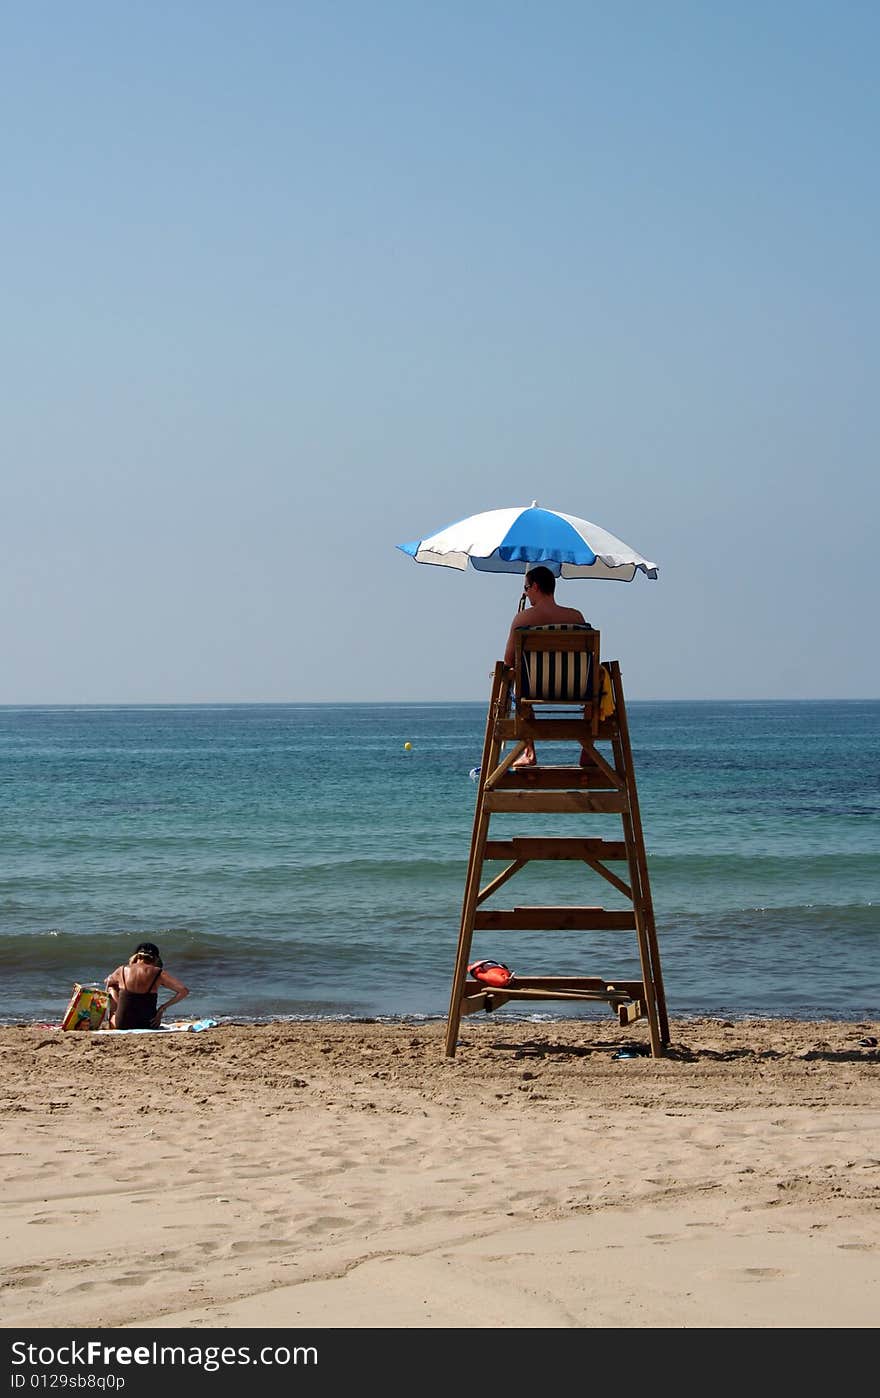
[397,502,658,582]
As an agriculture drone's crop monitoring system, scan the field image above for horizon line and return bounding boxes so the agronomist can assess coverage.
[1,696,878,710]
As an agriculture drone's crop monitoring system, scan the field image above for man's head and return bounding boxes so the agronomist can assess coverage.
[524,566,556,597]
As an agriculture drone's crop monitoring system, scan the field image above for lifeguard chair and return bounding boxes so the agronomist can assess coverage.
[445,626,669,1057]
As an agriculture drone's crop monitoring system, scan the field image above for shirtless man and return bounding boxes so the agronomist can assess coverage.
[503,565,590,767]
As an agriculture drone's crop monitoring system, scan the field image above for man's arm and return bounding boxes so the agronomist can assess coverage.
[504,613,526,668]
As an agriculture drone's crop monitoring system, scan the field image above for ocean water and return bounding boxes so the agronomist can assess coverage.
[0,701,878,1026]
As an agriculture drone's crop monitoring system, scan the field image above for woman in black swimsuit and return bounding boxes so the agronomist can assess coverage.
[105,942,189,1030]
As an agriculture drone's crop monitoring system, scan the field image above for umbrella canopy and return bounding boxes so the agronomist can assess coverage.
[398,502,658,581]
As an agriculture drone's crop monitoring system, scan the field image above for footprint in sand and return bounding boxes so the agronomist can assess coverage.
[298,1216,353,1238]
[2,1267,44,1289]
[228,1238,291,1255]
[700,1266,787,1283]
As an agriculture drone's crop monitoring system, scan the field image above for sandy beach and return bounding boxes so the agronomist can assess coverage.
[1,1016,878,1330]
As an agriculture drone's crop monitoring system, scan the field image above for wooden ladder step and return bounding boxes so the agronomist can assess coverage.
[473,907,638,931]
[484,791,629,813]
[458,984,646,1017]
[493,767,619,790]
[506,976,645,996]
[484,837,628,861]
[497,719,601,741]
[460,977,647,1016]
[462,987,618,1014]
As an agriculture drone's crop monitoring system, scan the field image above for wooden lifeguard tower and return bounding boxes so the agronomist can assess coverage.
[445,625,669,1057]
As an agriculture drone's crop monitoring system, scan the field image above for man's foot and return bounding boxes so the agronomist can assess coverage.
[513,745,537,768]
[578,748,594,767]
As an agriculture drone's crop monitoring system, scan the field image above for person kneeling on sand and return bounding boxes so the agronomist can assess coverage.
[503,565,591,769]
[105,941,189,1030]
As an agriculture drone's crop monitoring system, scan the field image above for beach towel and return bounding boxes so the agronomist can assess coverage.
[99,1018,218,1034]
[598,664,615,720]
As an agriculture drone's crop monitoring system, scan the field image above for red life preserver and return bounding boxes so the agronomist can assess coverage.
[468,959,513,988]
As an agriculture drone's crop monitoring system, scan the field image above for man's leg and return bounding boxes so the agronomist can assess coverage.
[513,742,537,767]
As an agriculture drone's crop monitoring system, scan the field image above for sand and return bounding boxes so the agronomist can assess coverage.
[1,1016,878,1329]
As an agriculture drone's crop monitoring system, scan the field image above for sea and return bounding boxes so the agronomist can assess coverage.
[1,701,878,1027]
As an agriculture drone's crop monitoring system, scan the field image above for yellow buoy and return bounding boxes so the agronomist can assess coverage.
[403,741,412,751]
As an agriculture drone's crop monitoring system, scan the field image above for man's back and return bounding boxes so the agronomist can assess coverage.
[504,590,588,667]
[519,597,586,627]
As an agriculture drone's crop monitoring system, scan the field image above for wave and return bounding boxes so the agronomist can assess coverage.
[0,902,876,979]
[658,904,880,936]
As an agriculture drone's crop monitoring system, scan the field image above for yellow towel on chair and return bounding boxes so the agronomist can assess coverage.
[599,665,615,720]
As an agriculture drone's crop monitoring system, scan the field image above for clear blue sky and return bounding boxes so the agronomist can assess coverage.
[2,1,877,702]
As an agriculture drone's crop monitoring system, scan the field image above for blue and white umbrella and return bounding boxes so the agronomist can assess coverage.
[398,502,658,582]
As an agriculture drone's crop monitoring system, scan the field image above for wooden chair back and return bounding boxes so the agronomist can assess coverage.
[513,625,602,737]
